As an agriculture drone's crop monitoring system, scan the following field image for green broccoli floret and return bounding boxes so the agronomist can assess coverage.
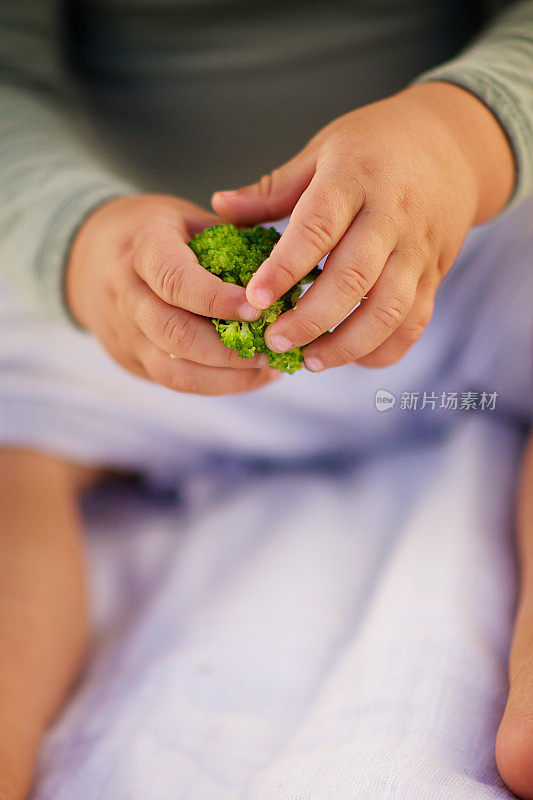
[188,223,319,374]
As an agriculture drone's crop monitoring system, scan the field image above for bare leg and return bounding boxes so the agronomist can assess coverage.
[496,432,533,800]
[0,448,98,799]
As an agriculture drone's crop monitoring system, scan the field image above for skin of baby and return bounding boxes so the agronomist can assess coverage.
[212,82,515,372]
[68,83,514,392]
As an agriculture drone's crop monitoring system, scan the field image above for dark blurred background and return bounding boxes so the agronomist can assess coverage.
[65,0,481,207]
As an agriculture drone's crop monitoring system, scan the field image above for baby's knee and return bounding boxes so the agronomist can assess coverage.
[0,446,100,495]
[496,712,533,800]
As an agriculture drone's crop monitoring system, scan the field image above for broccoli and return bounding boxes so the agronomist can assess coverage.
[188,223,319,374]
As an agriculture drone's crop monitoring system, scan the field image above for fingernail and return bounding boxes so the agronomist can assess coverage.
[304,355,324,372]
[249,287,273,309]
[239,301,261,321]
[255,354,268,367]
[214,190,238,198]
[268,334,292,353]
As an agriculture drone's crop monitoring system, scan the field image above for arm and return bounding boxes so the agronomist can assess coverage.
[212,1,532,370]
[411,0,533,211]
[0,0,135,323]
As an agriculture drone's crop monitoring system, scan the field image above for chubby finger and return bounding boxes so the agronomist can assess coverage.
[263,210,398,352]
[303,251,422,370]
[128,279,268,369]
[211,148,316,226]
[356,272,437,368]
[140,346,281,396]
[133,221,260,322]
[244,161,365,310]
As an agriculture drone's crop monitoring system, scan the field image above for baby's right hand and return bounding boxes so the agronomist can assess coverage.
[66,194,279,395]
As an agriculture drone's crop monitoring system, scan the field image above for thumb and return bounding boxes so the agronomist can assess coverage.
[211,149,316,226]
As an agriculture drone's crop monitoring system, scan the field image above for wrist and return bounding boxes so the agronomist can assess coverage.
[65,195,135,331]
[400,81,516,224]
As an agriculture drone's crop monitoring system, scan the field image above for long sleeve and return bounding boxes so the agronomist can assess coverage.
[0,0,136,324]
[411,0,533,210]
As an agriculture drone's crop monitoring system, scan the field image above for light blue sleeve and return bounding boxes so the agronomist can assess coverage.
[411,0,533,211]
[0,0,136,324]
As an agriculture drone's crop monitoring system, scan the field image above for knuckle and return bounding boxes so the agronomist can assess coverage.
[298,211,335,252]
[273,260,301,286]
[333,265,370,303]
[140,238,186,302]
[352,153,379,183]
[372,300,406,331]
[376,209,401,242]
[327,152,367,202]
[203,288,220,319]
[156,259,185,302]
[404,238,428,263]
[343,171,366,205]
[325,158,365,205]
[162,311,195,353]
[294,312,324,341]
[352,227,385,262]
[395,187,416,216]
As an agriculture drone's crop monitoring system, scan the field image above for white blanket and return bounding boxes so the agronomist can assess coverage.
[0,200,530,799]
[33,418,523,799]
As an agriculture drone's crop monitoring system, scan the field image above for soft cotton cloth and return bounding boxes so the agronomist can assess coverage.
[0,199,531,798]
[32,417,522,800]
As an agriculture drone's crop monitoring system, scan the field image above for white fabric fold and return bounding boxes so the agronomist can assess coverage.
[32,417,521,799]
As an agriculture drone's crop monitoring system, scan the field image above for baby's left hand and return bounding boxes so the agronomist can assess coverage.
[212,82,514,370]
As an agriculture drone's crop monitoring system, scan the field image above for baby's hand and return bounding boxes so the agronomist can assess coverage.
[66,195,279,395]
[212,83,514,370]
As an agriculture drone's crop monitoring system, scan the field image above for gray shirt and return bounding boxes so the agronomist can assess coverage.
[0,0,532,323]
